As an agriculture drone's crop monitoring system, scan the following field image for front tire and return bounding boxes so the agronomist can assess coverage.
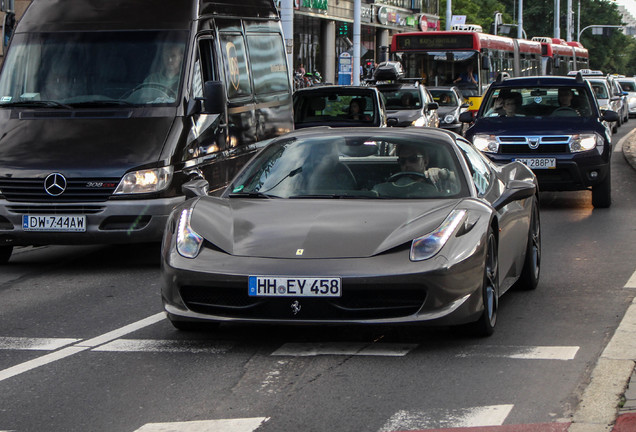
[470,230,499,337]
[592,170,612,208]
[0,246,13,264]
[516,200,541,290]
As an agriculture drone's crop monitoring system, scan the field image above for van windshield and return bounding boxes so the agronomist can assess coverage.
[0,31,188,107]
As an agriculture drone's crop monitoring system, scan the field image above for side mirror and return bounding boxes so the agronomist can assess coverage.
[601,110,619,123]
[493,179,536,210]
[481,57,490,70]
[427,102,439,111]
[202,81,227,115]
[459,111,474,123]
[182,178,210,199]
[387,117,399,127]
[460,103,470,109]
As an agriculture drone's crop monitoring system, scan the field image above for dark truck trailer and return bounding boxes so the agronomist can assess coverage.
[0,0,293,263]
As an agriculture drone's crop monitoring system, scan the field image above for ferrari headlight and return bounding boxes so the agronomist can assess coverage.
[410,210,467,261]
[473,134,499,153]
[114,166,173,194]
[444,114,456,124]
[569,133,600,152]
[176,208,203,259]
[412,116,427,127]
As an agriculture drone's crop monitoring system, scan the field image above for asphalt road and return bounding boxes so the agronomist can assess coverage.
[0,126,635,432]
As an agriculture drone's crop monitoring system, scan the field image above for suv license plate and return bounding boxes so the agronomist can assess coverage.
[249,276,341,297]
[22,215,86,232]
[515,157,556,169]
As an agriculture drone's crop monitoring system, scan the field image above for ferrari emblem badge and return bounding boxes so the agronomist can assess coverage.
[291,300,301,315]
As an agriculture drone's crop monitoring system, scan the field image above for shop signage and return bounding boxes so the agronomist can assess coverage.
[377,5,416,27]
[301,0,328,11]
[361,4,374,23]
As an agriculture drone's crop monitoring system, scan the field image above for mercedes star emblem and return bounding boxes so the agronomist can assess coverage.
[44,173,67,196]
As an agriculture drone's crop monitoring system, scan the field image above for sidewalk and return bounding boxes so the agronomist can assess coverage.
[569,131,636,432]
[610,130,636,432]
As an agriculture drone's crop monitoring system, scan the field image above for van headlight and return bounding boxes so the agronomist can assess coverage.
[444,114,456,124]
[114,166,173,194]
[569,133,601,153]
[473,134,499,153]
[412,116,427,127]
[410,210,467,261]
[176,208,203,259]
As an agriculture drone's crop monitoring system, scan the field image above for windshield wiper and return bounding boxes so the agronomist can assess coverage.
[289,194,372,199]
[67,100,135,107]
[228,191,276,198]
[0,100,73,109]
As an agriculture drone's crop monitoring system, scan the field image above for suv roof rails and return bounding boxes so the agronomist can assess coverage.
[495,72,510,83]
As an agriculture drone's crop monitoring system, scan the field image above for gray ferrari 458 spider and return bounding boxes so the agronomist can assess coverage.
[161,127,541,336]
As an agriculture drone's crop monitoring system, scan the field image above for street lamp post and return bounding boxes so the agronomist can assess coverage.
[577,24,624,41]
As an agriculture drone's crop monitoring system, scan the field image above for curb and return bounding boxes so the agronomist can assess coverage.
[570,297,636,431]
[621,127,636,171]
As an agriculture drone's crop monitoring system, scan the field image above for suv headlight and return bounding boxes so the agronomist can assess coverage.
[176,208,203,259]
[473,134,499,153]
[444,114,456,124]
[114,166,173,194]
[410,210,467,261]
[569,133,601,153]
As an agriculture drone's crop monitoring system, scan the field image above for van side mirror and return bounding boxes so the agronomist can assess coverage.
[202,81,227,115]
[182,178,210,198]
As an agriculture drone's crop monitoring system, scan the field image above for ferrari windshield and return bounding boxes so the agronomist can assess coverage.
[228,133,470,199]
[0,31,188,107]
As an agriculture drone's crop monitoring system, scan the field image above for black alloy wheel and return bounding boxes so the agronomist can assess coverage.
[516,200,541,290]
[470,230,499,337]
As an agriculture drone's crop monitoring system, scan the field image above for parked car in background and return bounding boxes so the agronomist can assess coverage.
[616,76,636,118]
[161,126,540,336]
[462,75,618,208]
[606,75,629,124]
[571,70,623,132]
[370,62,439,128]
[429,86,469,135]
[293,86,386,129]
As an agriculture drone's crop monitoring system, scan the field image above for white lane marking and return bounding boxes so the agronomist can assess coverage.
[134,417,269,432]
[0,313,165,383]
[0,346,89,382]
[271,342,418,357]
[0,337,80,351]
[457,345,580,360]
[93,339,232,354]
[379,404,514,431]
[625,268,636,288]
[75,313,165,348]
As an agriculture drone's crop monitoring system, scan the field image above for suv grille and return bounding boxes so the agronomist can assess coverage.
[497,135,571,154]
[0,178,119,203]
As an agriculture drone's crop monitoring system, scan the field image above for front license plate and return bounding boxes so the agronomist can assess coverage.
[22,215,86,232]
[514,157,556,169]
[248,276,341,297]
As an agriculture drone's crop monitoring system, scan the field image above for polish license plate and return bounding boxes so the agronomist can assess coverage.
[22,215,86,232]
[514,157,556,169]
[248,276,341,297]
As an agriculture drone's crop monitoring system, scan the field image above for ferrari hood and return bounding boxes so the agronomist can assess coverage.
[190,198,460,258]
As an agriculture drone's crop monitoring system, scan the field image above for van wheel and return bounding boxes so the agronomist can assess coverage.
[0,246,12,264]
[592,170,612,208]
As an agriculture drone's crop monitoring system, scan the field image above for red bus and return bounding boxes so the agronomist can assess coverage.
[391,30,542,111]
[531,37,590,75]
